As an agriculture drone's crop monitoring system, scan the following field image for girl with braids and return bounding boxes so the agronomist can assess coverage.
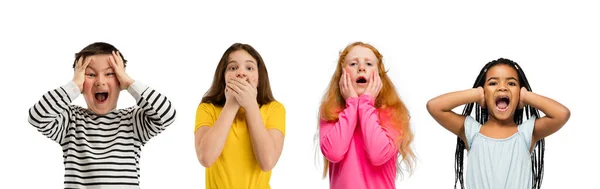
[318,42,415,189]
[426,58,570,189]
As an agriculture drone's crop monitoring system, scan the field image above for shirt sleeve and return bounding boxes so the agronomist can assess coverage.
[265,101,286,136]
[519,115,537,150]
[27,81,80,144]
[319,97,359,163]
[464,116,482,149]
[357,94,399,166]
[127,81,177,145]
[195,102,217,133]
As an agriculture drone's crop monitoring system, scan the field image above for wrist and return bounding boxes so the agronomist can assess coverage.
[243,101,259,110]
[224,102,240,111]
[122,77,135,89]
[473,87,484,100]
[521,90,530,104]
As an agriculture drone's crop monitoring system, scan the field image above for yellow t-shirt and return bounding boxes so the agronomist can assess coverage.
[195,101,286,189]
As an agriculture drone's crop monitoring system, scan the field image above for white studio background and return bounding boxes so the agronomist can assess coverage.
[0,1,597,188]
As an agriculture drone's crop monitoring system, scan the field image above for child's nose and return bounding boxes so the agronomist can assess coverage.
[95,76,107,86]
[236,70,247,77]
[498,85,508,91]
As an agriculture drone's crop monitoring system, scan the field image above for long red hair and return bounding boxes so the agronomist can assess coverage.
[318,42,415,178]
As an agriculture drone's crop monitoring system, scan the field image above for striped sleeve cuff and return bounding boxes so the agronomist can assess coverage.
[63,81,81,101]
[127,80,148,101]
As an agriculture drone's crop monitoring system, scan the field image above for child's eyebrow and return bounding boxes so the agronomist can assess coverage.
[228,60,256,65]
[245,60,256,65]
[487,77,518,82]
[347,57,374,62]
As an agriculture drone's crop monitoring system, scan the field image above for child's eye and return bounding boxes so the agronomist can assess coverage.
[367,62,373,66]
[247,67,254,71]
[86,73,95,77]
[508,82,517,86]
[228,66,237,71]
[350,63,357,66]
[488,82,497,86]
[106,73,115,76]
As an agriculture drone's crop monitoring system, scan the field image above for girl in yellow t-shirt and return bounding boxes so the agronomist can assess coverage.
[194,43,286,189]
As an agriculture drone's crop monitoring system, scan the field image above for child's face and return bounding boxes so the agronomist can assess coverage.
[343,45,379,96]
[224,50,259,87]
[483,64,521,121]
[82,54,121,115]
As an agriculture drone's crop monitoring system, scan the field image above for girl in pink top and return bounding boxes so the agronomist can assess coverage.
[318,42,415,189]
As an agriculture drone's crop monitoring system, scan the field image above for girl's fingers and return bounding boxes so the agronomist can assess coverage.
[227,83,241,94]
[346,73,352,90]
[231,79,248,91]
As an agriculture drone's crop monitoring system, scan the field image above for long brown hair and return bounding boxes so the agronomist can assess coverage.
[201,43,275,106]
[318,42,415,178]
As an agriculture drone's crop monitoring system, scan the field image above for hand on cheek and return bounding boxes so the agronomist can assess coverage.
[339,68,358,100]
[363,71,382,98]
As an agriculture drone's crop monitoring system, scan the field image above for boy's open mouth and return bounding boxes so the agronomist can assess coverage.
[95,92,109,103]
[495,95,510,112]
[356,76,367,84]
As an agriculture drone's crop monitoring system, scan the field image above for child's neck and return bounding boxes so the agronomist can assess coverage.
[485,116,517,127]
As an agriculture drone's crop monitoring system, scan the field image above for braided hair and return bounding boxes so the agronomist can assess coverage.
[454,58,544,189]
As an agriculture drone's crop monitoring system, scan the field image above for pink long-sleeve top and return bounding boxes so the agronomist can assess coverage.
[320,94,400,189]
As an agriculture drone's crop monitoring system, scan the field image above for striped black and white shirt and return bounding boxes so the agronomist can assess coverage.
[28,81,176,188]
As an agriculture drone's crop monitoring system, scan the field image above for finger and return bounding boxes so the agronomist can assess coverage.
[230,79,248,91]
[228,81,243,93]
[242,78,252,87]
[345,72,351,90]
[346,72,354,90]
[227,83,240,94]
[339,74,346,95]
[82,56,92,70]
[115,51,123,64]
[108,54,117,68]
[366,72,373,92]
[111,51,120,66]
[76,56,84,70]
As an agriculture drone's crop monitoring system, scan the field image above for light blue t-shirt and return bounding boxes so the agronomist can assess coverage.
[464,116,536,189]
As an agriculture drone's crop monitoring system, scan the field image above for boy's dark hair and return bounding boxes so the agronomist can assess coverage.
[72,42,127,68]
[454,58,544,189]
[201,43,275,107]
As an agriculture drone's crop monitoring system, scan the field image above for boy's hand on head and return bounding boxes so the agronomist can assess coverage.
[108,51,134,90]
[477,86,486,108]
[227,78,258,109]
[363,71,382,99]
[73,56,92,93]
[518,87,528,109]
[339,69,358,100]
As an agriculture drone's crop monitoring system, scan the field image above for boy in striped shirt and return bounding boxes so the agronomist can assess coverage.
[28,42,176,188]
